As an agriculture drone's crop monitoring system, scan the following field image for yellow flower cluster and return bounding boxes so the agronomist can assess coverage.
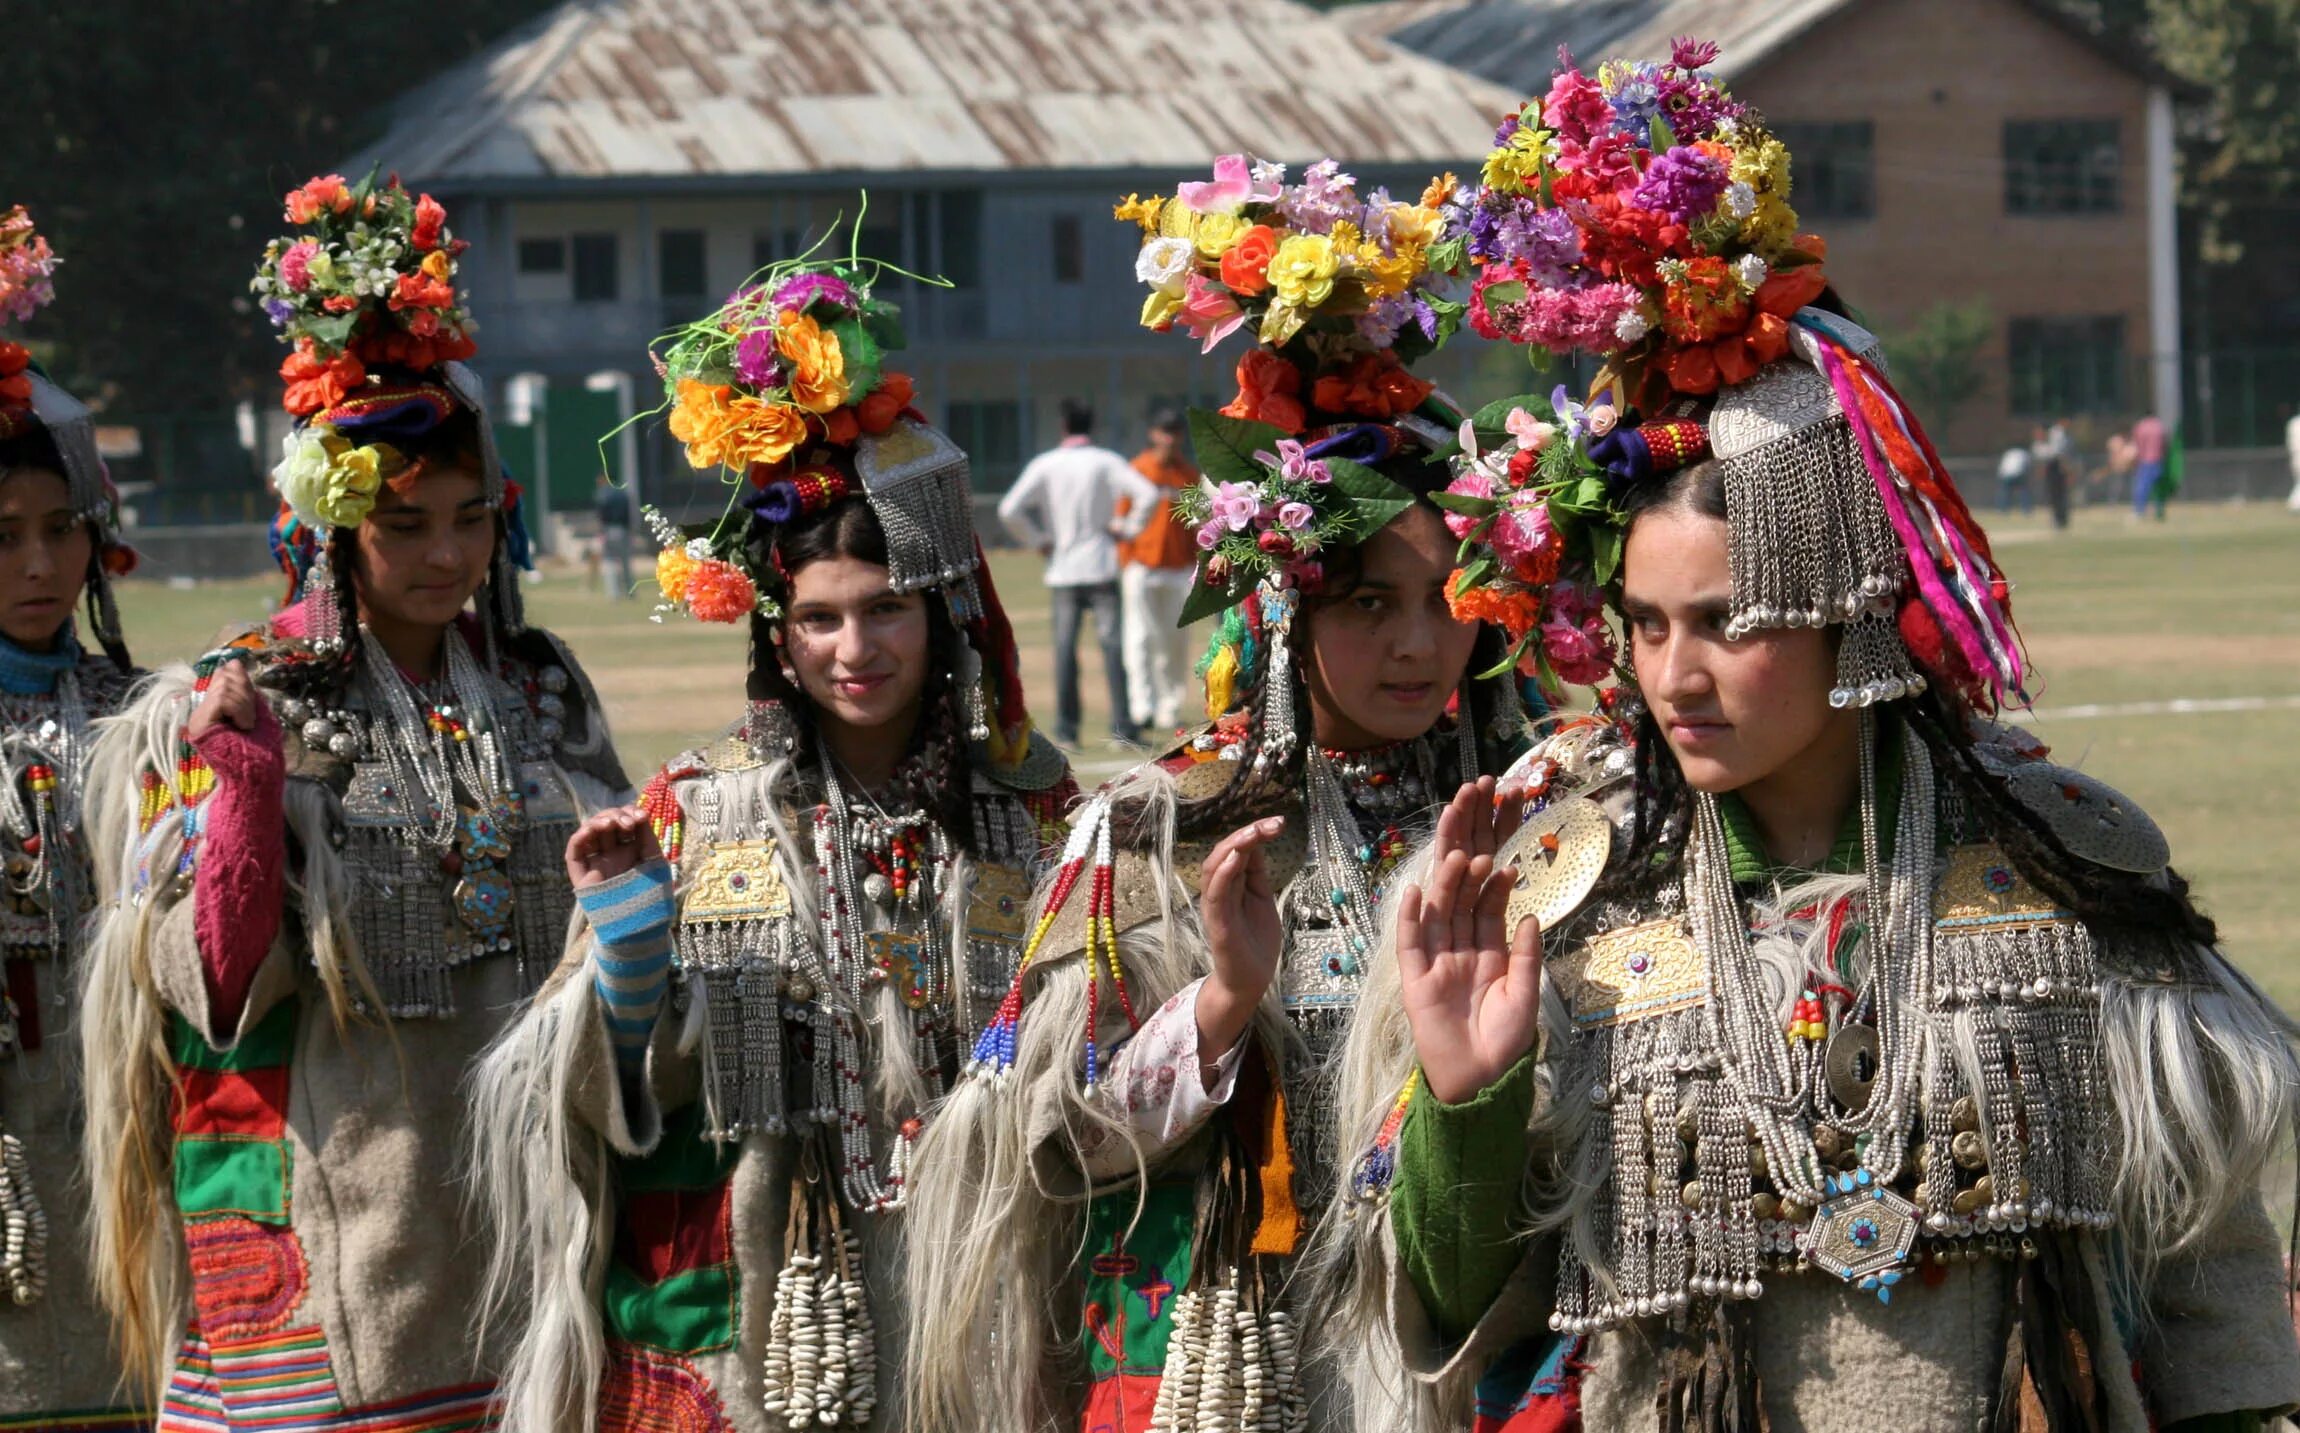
[1114,193,1167,234]
[1481,122,1551,197]
[271,422,409,529]
[1730,135,1801,261]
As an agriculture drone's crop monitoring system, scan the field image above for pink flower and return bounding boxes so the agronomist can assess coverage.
[1271,438,1331,484]
[1441,472,1494,541]
[1542,68,1615,144]
[1543,615,1615,686]
[1196,520,1223,550]
[280,239,318,293]
[1490,497,1558,579]
[1549,578,1604,627]
[1178,154,1280,214]
[1505,406,1555,454]
[1179,274,1248,354]
[1552,131,1640,191]
[1209,481,1261,531]
[1277,500,1315,531]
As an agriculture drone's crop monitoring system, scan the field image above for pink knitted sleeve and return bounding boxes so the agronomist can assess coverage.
[188,700,287,1032]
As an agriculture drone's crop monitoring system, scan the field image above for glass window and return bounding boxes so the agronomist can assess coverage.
[572,233,619,302]
[1772,121,1875,220]
[2007,315,2126,415]
[2004,120,2120,215]
[658,229,707,298]
[1051,214,1085,283]
[517,238,566,274]
[939,190,983,290]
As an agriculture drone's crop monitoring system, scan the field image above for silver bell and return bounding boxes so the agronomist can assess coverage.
[539,666,571,694]
[301,718,337,748]
[537,717,563,744]
[536,692,566,720]
[328,731,361,760]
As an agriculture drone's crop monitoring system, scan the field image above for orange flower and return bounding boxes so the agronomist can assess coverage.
[668,378,742,469]
[774,310,850,414]
[284,175,353,225]
[729,396,808,468]
[411,194,447,253]
[814,405,861,447]
[684,559,758,623]
[655,544,698,603]
[279,345,366,417]
[1445,568,1542,641]
[856,371,914,435]
[390,269,455,314]
[1219,225,1280,296]
[1219,349,1305,434]
[1311,350,1433,421]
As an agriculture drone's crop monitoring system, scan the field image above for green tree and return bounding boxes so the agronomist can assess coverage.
[1881,300,1996,445]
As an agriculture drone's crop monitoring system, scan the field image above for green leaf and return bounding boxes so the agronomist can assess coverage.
[1454,553,1495,591]
[1480,279,1527,311]
[301,310,360,349]
[1177,567,1252,626]
[862,303,907,353]
[1464,392,1551,450]
[1649,115,1677,154]
[829,317,882,398]
[1323,457,1416,537]
[1188,409,1289,489]
[1476,630,1535,682]
[1589,524,1624,585]
[1428,489,1499,517]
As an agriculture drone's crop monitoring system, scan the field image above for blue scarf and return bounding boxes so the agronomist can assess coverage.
[0,627,81,696]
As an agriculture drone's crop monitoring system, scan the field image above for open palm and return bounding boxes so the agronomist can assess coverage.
[1396,781,1545,1105]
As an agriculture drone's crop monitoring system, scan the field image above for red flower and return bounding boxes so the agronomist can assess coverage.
[284,175,352,225]
[391,270,455,314]
[1257,530,1294,558]
[279,346,366,416]
[1220,349,1305,434]
[1311,350,1433,421]
[410,195,447,253]
[684,560,758,624]
[856,371,914,435]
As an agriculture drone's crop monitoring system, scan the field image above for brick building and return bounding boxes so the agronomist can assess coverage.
[1357,0,2189,453]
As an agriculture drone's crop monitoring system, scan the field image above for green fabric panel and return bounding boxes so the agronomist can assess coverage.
[601,1262,736,1354]
[169,1001,297,1073]
[1080,1181,1197,1377]
[616,1103,740,1194]
[173,1136,290,1224]
[1391,1055,1537,1347]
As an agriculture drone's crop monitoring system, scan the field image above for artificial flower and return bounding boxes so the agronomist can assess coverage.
[271,423,400,529]
[856,371,914,434]
[1114,192,1167,233]
[1445,568,1544,640]
[655,543,699,603]
[1195,520,1222,550]
[1219,224,1279,295]
[1208,481,1260,531]
[684,559,758,623]
[278,346,365,417]
[668,378,742,469]
[1179,274,1247,354]
[1551,384,1590,443]
[774,310,849,413]
[1274,159,1359,233]
[1505,406,1555,453]
[1310,349,1432,420]
[1141,287,1182,330]
[735,325,783,388]
[1630,145,1730,225]
[1266,233,1337,309]
[1271,438,1330,485]
[278,240,318,293]
[1543,67,1615,144]
[1193,211,1247,259]
[285,175,352,225]
[1135,235,1197,295]
[1542,613,1615,686]
[410,194,447,253]
[1221,349,1306,433]
[727,395,808,467]
[772,272,857,316]
[1277,501,1315,531]
[1177,154,1279,214]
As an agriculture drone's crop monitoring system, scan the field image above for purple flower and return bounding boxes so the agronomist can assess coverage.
[1274,159,1360,234]
[1277,501,1315,531]
[744,479,801,522]
[771,272,857,315]
[1671,35,1722,71]
[1494,204,1584,286]
[1357,293,1413,348]
[1630,145,1729,224]
[1209,481,1261,531]
[1269,439,1331,485]
[1654,68,1745,140]
[262,296,296,328]
[1195,520,1223,550]
[735,326,783,388]
[1603,61,1663,138]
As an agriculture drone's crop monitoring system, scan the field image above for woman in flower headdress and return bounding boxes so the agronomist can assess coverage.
[901,156,1533,1433]
[468,240,1076,1433]
[0,204,148,1427]
[78,173,629,1429]
[1319,42,2300,1431]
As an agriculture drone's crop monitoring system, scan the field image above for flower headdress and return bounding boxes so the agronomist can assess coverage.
[1121,155,1472,624]
[252,174,525,641]
[637,226,1045,773]
[0,205,136,659]
[1447,41,2025,713]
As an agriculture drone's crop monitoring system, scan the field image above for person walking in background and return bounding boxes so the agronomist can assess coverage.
[594,472,632,599]
[1117,409,1199,735]
[2283,402,2300,512]
[1996,436,2033,514]
[997,398,1159,749]
[2101,428,2136,508]
[2131,411,2170,520]
[2037,416,2074,530]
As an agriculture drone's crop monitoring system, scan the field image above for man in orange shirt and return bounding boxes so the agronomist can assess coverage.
[1118,410,1199,734]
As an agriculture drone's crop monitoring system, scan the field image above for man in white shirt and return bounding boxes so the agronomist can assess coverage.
[998,400,1162,748]
[2284,404,2300,513]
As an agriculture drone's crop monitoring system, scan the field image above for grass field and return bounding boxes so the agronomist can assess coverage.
[113,501,2300,1003]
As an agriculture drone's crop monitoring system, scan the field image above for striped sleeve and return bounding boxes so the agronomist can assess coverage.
[576,859,677,1075]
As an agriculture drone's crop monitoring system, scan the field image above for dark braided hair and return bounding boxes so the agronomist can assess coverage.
[745,495,979,860]
[1605,457,2219,965]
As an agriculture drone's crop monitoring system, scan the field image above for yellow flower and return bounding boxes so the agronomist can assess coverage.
[1140,288,1182,330]
[271,423,404,529]
[1419,172,1458,208]
[1481,125,1551,197]
[728,397,807,468]
[668,378,741,470]
[1385,203,1446,251]
[1114,192,1168,234]
[775,310,850,414]
[1730,136,1800,259]
[1267,233,1338,310]
[1193,210,1246,259]
[419,249,453,283]
[1359,249,1418,299]
[656,544,698,603]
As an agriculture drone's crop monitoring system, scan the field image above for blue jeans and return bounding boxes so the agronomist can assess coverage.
[2131,459,2167,518]
[1050,582,1134,743]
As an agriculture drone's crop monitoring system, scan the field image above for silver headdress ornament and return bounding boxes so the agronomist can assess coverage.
[853,416,991,740]
[1706,313,1926,709]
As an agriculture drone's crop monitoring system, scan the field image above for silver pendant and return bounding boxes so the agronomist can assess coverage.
[863,872,894,909]
[1803,1169,1918,1301]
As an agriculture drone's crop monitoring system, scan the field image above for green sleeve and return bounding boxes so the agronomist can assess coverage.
[1391,1055,1537,1346]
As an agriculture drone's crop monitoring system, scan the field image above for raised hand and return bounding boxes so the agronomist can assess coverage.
[186,660,267,743]
[1193,814,1287,1064]
[563,806,663,890]
[1397,781,1545,1105]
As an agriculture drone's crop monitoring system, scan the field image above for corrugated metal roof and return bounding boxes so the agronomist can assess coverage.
[350,0,1527,185]
[1343,0,2188,96]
